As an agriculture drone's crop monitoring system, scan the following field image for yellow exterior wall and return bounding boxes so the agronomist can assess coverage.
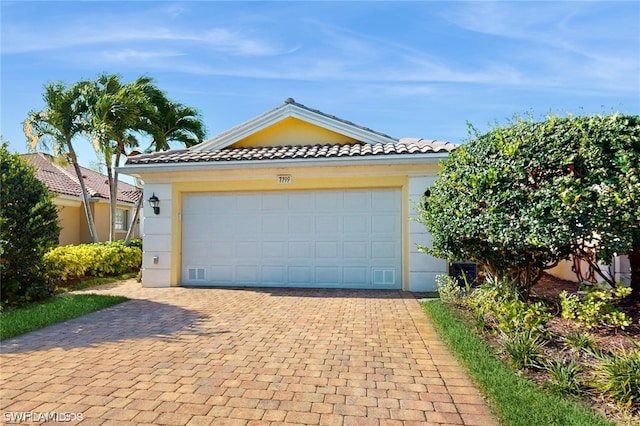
[234,117,360,148]
[56,204,81,246]
[64,200,139,244]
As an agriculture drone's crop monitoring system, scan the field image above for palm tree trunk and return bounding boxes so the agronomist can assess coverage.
[67,145,99,243]
[107,166,117,242]
[124,192,142,245]
[108,151,124,242]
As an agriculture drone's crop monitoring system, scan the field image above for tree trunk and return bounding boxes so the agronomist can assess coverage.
[67,145,99,243]
[628,247,640,301]
[107,150,122,242]
[124,192,142,245]
[107,165,117,242]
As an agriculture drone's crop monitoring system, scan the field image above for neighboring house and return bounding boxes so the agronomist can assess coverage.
[120,99,457,291]
[549,256,631,286]
[22,153,141,245]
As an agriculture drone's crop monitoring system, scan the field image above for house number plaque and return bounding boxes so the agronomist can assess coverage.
[277,174,292,184]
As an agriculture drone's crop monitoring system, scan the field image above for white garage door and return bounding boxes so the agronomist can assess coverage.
[181,188,402,289]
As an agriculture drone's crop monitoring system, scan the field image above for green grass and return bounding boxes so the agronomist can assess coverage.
[0,294,128,340]
[54,272,138,293]
[421,300,614,426]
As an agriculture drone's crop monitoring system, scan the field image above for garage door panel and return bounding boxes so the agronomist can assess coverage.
[235,216,260,233]
[182,189,401,288]
[372,241,398,259]
[372,190,397,209]
[236,242,258,258]
[289,266,312,283]
[344,241,368,259]
[262,241,285,257]
[289,192,314,210]
[316,241,339,258]
[210,241,232,258]
[210,265,232,282]
[236,266,259,282]
[344,191,368,209]
[371,215,398,233]
[315,192,342,210]
[261,216,285,233]
[316,216,340,233]
[288,241,311,257]
[289,216,312,234]
[343,215,368,233]
[316,267,340,283]
[263,193,287,210]
[262,265,284,282]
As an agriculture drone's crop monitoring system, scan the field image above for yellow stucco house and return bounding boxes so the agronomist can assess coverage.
[120,99,457,291]
[23,153,141,245]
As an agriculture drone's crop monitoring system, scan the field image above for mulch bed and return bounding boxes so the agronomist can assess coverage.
[453,273,639,424]
[531,273,640,353]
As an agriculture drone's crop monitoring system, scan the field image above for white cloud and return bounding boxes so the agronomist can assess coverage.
[99,49,185,63]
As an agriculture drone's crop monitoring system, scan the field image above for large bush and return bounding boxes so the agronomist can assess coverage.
[418,114,640,297]
[44,241,142,283]
[0,144,60,306]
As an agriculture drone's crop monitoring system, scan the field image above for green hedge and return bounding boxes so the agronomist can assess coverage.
[44,241,142,282]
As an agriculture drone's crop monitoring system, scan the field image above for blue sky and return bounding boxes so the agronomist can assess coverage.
[1,1,639,172]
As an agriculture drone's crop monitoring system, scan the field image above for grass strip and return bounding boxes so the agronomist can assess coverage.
[421,300,614,426]
[1,294,128,340]
[54,272,138,293]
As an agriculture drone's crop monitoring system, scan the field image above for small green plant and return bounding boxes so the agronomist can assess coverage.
[591,347,640,410]
[560,284,632,329]
[543,356,583,396]
[502,331,546,370]
[563,331,597,353]
[465,283,504,316]
[436,274,462,304]
[492,298,552,335]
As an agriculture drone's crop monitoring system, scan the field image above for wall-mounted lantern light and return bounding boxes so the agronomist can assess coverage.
[423,189,431,209]
[149,193,160,215]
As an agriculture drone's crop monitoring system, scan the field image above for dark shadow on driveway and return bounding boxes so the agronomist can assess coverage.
[0,299,211,354]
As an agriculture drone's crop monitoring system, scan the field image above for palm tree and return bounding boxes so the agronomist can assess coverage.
[139,85,206,152]
[25,81,101,242]
[81,74,206,241]
[80,74,154,241]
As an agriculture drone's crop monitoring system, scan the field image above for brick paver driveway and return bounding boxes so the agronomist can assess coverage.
[1,280,497,425]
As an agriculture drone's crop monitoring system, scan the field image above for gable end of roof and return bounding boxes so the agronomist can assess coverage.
[194,99,398,151]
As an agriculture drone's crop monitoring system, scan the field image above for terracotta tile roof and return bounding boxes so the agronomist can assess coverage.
[125,139,458,166]
[22,153,140,204]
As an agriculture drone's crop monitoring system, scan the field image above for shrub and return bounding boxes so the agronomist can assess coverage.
[591,348,640,409]
[0,145,60,306]
[560,284,632,329]
[492,298,552,335]
[44,241,142,283]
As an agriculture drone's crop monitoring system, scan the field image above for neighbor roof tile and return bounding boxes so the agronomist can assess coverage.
[22,153,140,204]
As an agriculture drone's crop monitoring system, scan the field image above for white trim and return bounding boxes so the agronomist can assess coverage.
[194,103,397,151]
